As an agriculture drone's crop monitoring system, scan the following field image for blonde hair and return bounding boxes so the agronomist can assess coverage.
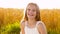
[24,3,41,21]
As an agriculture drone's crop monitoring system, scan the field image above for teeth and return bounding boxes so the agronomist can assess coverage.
[28,14,33,16]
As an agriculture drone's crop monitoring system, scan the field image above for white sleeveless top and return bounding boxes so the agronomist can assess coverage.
[24,21,42,34]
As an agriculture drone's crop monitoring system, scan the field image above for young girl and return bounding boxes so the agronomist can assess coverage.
[20,3,47,34]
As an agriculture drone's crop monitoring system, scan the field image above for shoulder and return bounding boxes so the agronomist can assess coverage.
[21,21,27,27]
[37,21,47,34]
[21,21,25,28]
[37,21,44,25]
[20,21,26,34]
[37,21,46,28]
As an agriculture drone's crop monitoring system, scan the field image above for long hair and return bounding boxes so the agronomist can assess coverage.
[24,3,41,21]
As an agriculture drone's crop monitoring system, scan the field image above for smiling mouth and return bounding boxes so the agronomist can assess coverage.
[28,14,34,16]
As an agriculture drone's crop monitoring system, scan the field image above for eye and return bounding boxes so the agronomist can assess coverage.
[32,10,36,12]
[27,9,30,11]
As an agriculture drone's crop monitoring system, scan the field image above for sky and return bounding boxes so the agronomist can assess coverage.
[0,0,60,9]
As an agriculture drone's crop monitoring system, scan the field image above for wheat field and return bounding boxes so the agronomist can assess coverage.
[0,8,60,34]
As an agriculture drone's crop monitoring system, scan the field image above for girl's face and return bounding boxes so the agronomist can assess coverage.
[26,5,36,19]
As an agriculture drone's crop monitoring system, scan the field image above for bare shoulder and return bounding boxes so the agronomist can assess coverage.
[20,21,25,34]
[37,21,45,28]
[37,21,47,34]
[21,21,25,28]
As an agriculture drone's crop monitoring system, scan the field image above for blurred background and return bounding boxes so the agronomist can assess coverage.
[0,0,60,34]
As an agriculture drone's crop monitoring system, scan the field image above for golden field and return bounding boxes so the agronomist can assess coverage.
[0,8,60,34]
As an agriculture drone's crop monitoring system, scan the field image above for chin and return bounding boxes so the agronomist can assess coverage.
[28,16,35,19]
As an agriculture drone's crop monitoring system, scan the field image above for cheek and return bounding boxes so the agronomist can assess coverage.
[34,12,36,17]
[26,11,29,16]
[34,12,36,16]
[27,11,29,15]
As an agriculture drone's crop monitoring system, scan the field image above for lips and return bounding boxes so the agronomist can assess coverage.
[28,13,34,16]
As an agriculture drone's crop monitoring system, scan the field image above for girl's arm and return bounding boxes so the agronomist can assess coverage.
[21,21,25,34]
[37,22,47,34]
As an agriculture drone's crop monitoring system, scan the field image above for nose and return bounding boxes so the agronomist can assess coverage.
[29,9,33,13]
[29,11,33,14]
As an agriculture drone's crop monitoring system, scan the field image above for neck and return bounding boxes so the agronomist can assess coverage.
[28,18,36,25]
